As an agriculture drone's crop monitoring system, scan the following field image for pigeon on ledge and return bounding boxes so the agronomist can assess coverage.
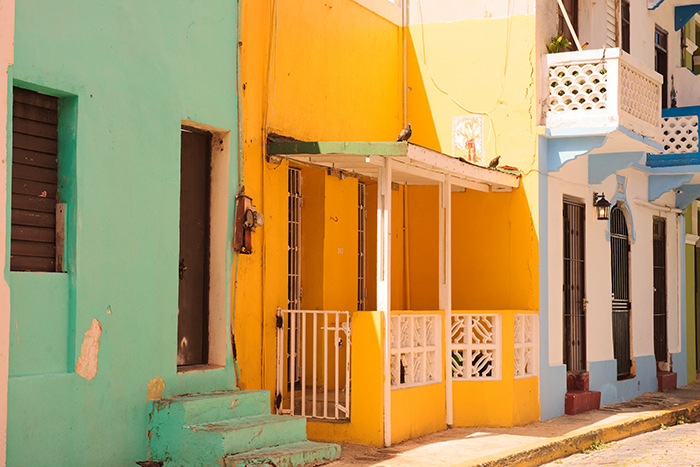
[136,462,163,467]
[488,155,501,169]
[397,123,412,142]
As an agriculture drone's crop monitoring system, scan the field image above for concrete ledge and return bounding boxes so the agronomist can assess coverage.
[457,399,700,467]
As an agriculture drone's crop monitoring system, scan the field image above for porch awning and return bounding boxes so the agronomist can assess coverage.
[267,141,520,193]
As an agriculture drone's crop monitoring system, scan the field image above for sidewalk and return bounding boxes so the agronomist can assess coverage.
[323,382,700,467]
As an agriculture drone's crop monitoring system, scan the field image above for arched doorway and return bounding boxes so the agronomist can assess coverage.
[611,206,632,379]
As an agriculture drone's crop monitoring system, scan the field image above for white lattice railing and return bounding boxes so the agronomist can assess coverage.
[276,308,351,420]
[661,116,699,154]
[546,48,662,141]
[514,314,537,378]
[450,314,501,380]
[390,314,441,389]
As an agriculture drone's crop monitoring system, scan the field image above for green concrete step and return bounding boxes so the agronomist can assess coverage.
[150,390,271,428]
[224,440,341,467]
[188,414,308,456]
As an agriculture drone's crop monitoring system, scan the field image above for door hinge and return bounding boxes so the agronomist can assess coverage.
[300,287,303,299]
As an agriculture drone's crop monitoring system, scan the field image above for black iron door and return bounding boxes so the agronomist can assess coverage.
[177,128,211,366]
[611,206,631,378]
[653,217,667,364]
[563,201,586,372]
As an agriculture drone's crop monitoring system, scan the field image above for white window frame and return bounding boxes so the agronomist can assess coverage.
[514,314,538,379]
[451,313,502,381]
[390,314,441,389]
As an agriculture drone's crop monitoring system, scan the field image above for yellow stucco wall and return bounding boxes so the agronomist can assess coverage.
[238,0,541,447]
[407,15,538,173]
[390,310,447,444]
[452,310,540,427]
[237,0,402,397]
[306,311,385,447]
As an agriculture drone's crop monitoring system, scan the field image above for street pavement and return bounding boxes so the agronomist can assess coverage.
[323,382,700,467]
[540,418,700,466]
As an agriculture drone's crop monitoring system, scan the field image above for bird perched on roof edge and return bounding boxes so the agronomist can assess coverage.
[488,155,501,169]
[397,123,412,142]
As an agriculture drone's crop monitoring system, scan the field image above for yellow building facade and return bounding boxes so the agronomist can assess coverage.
[236,0,541,447]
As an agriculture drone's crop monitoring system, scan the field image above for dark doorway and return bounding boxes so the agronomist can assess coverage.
[621,0,631,53]
[177,127,211,367]
[655,25,669,109]
[653,217,668,364]
[558,0,579,52]
[564,200,586,372]
[611,206,631,378]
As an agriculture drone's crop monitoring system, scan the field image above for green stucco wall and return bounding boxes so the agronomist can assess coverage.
[5,2,239,465]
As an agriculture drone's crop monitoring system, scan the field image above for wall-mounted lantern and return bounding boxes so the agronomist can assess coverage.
[593,192,611,220]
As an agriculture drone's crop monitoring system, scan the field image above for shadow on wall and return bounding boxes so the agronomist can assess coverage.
[452,185,538,311]
[406,32,442,152]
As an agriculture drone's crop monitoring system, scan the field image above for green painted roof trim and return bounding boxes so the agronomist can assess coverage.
[267,141,409,157]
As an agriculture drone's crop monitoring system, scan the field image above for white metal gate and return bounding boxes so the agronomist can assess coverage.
[275,308,351,420]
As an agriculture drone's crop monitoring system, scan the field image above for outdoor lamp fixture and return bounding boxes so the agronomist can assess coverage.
[593,192,611,220]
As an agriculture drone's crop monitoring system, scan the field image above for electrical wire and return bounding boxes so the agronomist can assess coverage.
[415,0,515,161]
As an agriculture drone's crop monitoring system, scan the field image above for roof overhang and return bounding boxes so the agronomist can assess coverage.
[267,141,520,193]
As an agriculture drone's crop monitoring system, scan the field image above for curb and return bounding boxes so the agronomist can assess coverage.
[452,399,700,467]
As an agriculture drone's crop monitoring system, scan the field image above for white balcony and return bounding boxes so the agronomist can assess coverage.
[546,48,663,144]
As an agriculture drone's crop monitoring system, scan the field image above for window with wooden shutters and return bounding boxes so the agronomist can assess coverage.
[11,87,63,272]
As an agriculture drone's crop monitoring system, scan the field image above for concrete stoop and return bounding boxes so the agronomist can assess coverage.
[147,390,340,467]
[565,372,601,415]
[657,370,677,392]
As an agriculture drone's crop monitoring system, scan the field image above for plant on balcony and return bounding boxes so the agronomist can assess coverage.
[548,34,571,54]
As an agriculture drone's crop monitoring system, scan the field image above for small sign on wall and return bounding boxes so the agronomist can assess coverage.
[452,115,484,166]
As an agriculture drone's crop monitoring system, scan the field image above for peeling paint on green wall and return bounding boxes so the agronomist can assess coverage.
[6,2,239,465]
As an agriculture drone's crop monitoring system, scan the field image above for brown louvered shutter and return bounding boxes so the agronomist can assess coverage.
[11,87,60,272]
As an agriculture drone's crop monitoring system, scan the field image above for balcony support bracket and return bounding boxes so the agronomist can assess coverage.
[648,174,694,202]
[547,135,607,173]
[589,152,646,185]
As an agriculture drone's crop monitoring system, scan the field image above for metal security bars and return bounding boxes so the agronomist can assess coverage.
[610,206,632,378]
[653,217,667,363]
[358,182,366,311]
[288,168,301,311]
[563,201,586,372]
[275,308,351,421]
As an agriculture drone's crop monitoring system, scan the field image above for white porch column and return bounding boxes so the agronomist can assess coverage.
[0,0,14,464]
[439,175,453,426]
[377,158,392,447]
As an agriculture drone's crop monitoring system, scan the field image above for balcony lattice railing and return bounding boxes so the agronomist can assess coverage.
[661,115,699,154]
[546,48,662,141]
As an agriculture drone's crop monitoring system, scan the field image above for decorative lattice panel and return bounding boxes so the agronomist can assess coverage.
[390,315,440,389]
[514,314,537,378]
[548,63,608,113]
[619,63,660,128]
[661,116,699,154]
[451,314,501,380]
